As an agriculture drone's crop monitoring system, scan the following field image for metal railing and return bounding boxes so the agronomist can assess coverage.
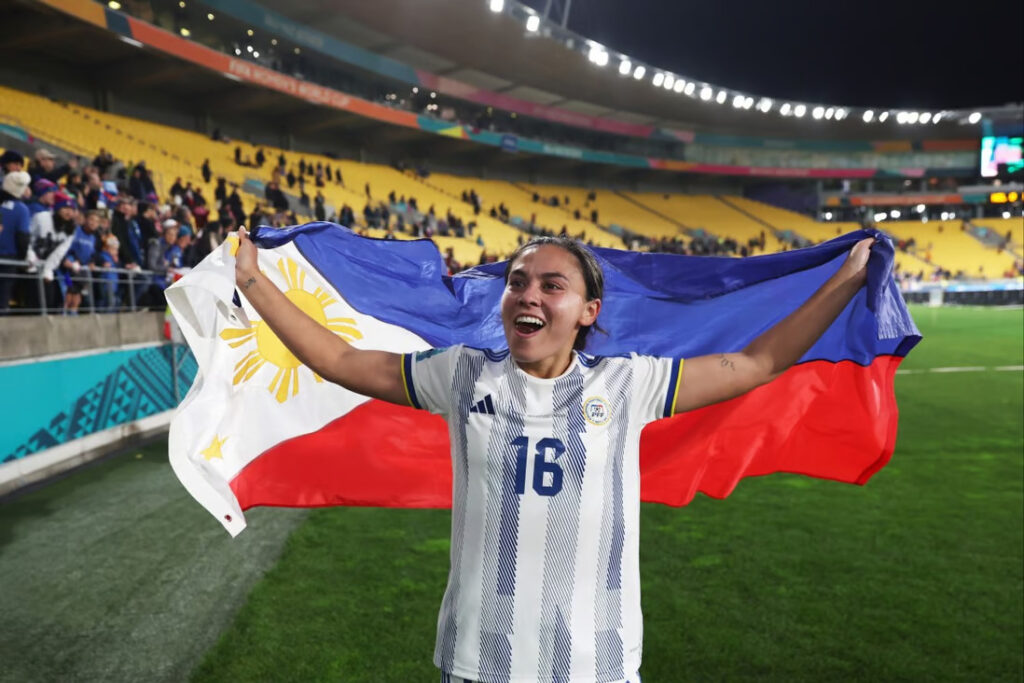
[0,257,179,315]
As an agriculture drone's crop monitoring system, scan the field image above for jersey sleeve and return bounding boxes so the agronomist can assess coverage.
[400,345,461,416]
[629,353,685,425]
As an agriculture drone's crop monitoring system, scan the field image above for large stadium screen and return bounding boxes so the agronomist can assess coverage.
[979,135,1024,177]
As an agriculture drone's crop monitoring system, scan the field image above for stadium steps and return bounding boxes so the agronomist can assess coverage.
[715,195,813,247]
[613,191,699,237]
[508,182,633,246]
[966,219,1023,261]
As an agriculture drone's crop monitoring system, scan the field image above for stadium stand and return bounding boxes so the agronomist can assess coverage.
[2,79,1021,318]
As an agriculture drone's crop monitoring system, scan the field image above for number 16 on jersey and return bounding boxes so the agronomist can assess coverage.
[511,436,565,497]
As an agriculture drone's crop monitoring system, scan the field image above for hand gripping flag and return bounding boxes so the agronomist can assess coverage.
[167,223,920,536]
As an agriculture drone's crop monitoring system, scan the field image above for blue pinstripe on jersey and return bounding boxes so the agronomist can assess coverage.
[436,351,486,673]
[594,361,633,680]
[477,356,528,681]
[536,366,588,682]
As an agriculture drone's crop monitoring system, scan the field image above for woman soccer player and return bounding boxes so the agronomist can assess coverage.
[235,228,873,683]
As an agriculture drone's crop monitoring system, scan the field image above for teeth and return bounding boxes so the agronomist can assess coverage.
[515,315,545,327]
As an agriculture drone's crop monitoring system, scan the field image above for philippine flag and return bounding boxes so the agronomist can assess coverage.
[167,223,919,536]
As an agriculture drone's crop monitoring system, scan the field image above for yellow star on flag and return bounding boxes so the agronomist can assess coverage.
[200,435,228,461]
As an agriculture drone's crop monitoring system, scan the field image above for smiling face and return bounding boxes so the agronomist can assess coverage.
[501,244,601,375]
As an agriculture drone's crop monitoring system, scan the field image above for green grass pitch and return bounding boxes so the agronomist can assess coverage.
[0,305,1021,682]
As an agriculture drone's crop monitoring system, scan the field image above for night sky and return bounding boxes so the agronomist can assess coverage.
[522,0,1024,109]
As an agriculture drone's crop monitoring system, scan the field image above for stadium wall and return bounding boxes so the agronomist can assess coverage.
[0,324,197,496]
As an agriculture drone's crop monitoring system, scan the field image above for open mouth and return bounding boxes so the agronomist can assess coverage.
[513,314,546,337]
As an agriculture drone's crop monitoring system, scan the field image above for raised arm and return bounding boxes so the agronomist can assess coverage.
[234,227,410,406]
[673,237,873,414]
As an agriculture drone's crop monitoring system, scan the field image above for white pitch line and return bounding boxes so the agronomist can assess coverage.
[896,365,1024,375]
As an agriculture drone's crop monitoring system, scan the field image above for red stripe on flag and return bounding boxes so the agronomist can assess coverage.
[230,355,903,511]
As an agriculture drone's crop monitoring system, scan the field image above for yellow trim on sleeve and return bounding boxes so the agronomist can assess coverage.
[399,354,415,407]
[669,358,685,416]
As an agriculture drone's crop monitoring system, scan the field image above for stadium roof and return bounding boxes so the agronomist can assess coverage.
[257,0,1021,140]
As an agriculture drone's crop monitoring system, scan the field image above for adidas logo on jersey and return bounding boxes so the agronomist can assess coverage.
[468,394,496,415]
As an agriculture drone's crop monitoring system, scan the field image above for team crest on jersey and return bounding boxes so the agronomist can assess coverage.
[582,396,612,426]
[415,347,446,362]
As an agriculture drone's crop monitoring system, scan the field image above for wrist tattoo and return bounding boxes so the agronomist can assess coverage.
[719,354,736,371]
[242,277,256,290]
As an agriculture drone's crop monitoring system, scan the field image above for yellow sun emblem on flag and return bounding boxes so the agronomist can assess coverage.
[219,257,362,403]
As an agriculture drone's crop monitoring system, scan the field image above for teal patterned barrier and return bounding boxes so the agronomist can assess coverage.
[1,344,197,462]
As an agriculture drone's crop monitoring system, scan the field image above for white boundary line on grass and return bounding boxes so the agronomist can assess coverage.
[897,365,1024,375]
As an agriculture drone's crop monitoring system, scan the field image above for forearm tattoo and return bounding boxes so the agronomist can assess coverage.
[719,354,736,371]
[242,277,256,290]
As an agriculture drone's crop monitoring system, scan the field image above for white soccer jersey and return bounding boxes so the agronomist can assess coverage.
[402,345,684,683]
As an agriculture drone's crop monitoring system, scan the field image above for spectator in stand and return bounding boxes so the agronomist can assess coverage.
[145,219,180,305]
[255,148,266,168]
[136,201,158,244]
[201,159,212,184]
[30,149,78,186]
[365,182,371,198]
[234,147,242,165]
[0,171,32,311]
[228,185,245,225]
[129,163,156,200]
[286,168,296,189]
[92,148,115,176]
[277,153,286,171]
[96,233,122,311]
[177,227,194,268]
[265,181,289,213]
[81,172,103,210]
[111,197,144,270]
[59,197,95,314]
[1,149,24,178]
[314,191,326,222]
[170,177,185,199]
[214,177,227,204]
[334,168,343,187]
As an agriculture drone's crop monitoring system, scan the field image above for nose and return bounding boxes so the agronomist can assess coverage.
[518,281,542,307]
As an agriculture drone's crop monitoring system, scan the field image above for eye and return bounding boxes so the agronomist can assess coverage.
[542,282,562,291]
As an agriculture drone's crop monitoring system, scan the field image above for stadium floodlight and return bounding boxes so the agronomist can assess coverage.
[896,112,908,124]
[812,106,824,120]
[178,0,184,7]
[633,65,645,80]
[716,90,727,104]
[247,28,254,36]
[233,47,241,55]
[968,111,982,124]
[825,107,835,120]
[932,112,943,123]
[412,86,419,94]
[673,79,686,93]
[907,111,919,124]
[891,209,901,219]
[430,91,437,98]
[107,1,121,9]
[619,59,631,75]
[919,112,932,124]
[879,111,889,122]
[652,72,665,87]
[733,94,745,108]
[835,108,848,120]
[862,110,874,122]
[780,102,792,116]
[489,0,504,12]
[271,38,277,45]
[684,82,695,96]
[757,98,772,112]
[207,12,214,20]
[916,203,926,213]
[179,27,191,37]
[246,44,253,52]
[793,104,806,117]
[873,212,887,222]
[700,86,713,101]
[526,14,540,31]
[744,97,755,109]
[824,211,833,220]
[663,74,675,90]
[1003,211,1012,219]
[294,47,300,54]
